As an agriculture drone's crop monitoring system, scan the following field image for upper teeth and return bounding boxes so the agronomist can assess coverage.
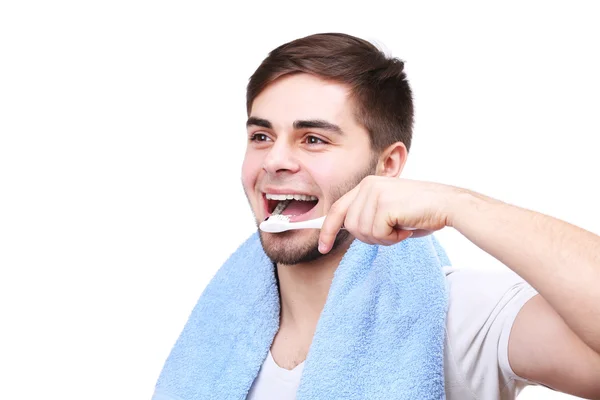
[266,193,317,201]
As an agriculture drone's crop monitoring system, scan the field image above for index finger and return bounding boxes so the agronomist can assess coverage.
[318,184,360,254]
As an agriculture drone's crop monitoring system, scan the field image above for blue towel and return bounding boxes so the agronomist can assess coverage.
[153,231,450,400]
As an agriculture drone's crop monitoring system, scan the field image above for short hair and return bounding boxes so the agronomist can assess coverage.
[246,33,414,153]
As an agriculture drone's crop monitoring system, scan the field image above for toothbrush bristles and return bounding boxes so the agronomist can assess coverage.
[264,214,290,223]
[260,213,292,233]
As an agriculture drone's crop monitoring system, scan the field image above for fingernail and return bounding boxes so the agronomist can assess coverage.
[318,241,326,253]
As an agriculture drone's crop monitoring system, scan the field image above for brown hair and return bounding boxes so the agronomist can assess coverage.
[246,33,414,153]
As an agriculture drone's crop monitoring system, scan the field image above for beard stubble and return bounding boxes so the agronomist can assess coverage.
[257,163,376,265]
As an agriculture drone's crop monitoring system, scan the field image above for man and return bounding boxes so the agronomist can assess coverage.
[154,33,600,399]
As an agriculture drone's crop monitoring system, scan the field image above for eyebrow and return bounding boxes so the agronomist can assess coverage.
[246,117,272,129]
[293,119,344,135]
[246,117,344,135]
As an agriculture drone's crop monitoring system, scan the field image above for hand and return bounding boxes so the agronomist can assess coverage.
[318,176,458,253]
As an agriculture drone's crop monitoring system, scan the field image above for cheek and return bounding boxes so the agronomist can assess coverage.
[308,150,372,205]
[241,152,261,191]
[307,162,346,203]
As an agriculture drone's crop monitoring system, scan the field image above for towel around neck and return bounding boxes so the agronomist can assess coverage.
[153,232,450,400]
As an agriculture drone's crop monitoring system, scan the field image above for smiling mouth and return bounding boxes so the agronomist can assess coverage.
[265,193,319,222]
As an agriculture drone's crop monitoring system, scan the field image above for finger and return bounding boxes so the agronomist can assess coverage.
[373,215,416,246]
[319,184,361,253]
[395,229,414,242]
[374,223,415,244]
[373,210,397,243]
[342,185,375,245]
[354,187,380,245]
[372,211,403,243]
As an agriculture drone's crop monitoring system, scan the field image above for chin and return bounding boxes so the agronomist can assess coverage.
[258,230,321,265]
[258,229,351,265]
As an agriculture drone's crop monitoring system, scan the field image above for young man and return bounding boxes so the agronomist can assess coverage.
[153,33,600,399]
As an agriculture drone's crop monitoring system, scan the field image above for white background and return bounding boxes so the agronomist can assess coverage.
[1,1,598,399]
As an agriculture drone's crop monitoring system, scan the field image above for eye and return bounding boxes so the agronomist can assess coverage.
[305,135,327,145]
[249,133,271,142]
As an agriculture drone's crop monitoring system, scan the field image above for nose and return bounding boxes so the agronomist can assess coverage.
[262,139,300,175]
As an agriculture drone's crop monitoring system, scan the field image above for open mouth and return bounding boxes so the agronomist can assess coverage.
[264,193,319,223]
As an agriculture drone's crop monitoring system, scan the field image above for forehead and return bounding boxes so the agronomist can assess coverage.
[249,73,356,127]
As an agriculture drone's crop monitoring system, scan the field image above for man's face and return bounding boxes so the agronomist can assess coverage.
[242,73,375,265]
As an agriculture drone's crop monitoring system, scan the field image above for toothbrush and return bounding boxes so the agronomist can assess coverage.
[259,214,417,234]
[259,215,327,233]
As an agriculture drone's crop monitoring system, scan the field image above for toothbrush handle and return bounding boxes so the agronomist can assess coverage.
[299,216,416,231]
[296,216,326,229]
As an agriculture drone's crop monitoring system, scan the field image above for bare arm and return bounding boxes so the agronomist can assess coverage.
[449,189,600,355]
[450,189,600,397]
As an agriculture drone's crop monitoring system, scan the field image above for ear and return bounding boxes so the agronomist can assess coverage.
[375,142,408,178]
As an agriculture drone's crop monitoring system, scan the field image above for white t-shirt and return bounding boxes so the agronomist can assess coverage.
[247,267,539,400]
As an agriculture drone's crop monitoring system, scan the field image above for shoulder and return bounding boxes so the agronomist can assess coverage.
[443,267,539,399]
[444,266,537,319]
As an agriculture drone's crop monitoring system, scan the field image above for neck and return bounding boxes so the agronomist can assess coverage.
[276,238,352,331]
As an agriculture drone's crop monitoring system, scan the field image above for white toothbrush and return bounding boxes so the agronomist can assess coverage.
[259,214,417,234]
[260,215,327,233]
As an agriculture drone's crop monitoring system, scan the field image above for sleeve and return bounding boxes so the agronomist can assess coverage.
[444,267,539,398]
